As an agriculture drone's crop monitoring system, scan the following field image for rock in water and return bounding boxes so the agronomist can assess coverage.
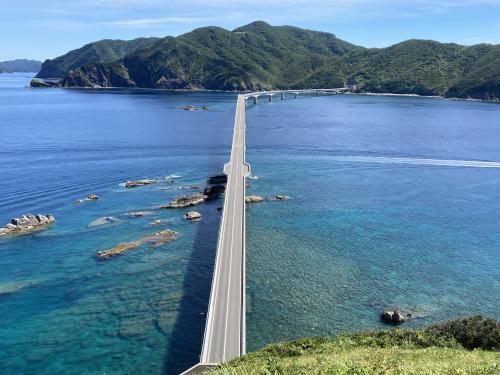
[185,211,202,220]
[381,309,411,324]
[96,230,177,259]
[30,78,59,88]
[87,194,99,200]
[265,195,290,201]
[124,179,157,188]
[161,193,207,208]
[127,211,153,218]
[0,214,55,237]
[245,195,264,203]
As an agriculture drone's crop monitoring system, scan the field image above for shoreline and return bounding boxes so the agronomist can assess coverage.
[28,77,499,104]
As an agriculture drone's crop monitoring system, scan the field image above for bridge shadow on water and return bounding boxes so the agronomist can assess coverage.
[162,149,231,373]
[162,198,221,374]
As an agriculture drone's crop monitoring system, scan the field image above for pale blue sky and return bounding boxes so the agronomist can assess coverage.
[1,0,500,61]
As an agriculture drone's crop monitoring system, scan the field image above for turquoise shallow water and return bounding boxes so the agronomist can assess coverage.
[0,74,234,374]
[1,74,499,373]
[245,95,500,349]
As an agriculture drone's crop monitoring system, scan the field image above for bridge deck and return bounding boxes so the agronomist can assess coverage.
[183,88,347,374]
[200,95,249,364]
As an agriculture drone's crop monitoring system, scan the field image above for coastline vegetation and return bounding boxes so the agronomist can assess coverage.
[34,21,500,100]
[206,316,500,374]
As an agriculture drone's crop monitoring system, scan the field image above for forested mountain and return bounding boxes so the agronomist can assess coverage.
[36,37,160,78]
[33,22,500,99]
[0,59,42,73]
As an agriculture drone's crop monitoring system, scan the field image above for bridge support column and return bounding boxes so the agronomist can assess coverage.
[268,95,272,102]
[281,92,284,100]
[252,96,257,105]
[315,91,319,96]
[294,92,298,99]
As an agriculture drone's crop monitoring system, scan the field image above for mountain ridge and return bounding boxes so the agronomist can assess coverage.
[33,21,500,100]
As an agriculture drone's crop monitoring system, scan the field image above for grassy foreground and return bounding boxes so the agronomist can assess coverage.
[206,316,499,375]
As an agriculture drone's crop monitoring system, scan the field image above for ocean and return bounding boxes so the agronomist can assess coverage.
[1,73,499,373]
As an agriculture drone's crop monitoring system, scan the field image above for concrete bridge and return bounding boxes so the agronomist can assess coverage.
[181,88,347,374]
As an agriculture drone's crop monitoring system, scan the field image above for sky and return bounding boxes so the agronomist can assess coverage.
[1,0,500,61]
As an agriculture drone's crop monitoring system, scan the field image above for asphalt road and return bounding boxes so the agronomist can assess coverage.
[201,95,249,364]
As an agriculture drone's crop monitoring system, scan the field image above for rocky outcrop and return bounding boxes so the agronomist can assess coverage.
[245,195,264,203]
[30,78,60,88]
[124,179,157,188]
[381,310,412,324]
[0,214,55,236]
[75,194,100,204]
[179,105,209,111]
[96,229,177,259]
[185,211,202,220]
[265,195,290,201]
[204,184,225,199]
[161,193,207,209]
[127,211,152,218]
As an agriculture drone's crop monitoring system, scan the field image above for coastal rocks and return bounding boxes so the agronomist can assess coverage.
[163,175,180,183]
[208,174,228,185]
[127,211,153,218]
[245,195,264,203]
[266,195,290,201]
[204,184,225,199]
[381,309,412,324]
[30,78,60,88]
[124,179,157,188]
[88,216,120,228]
[184,211,201,221]
[179,105,209,111]
[0,214,55,236]
[96,229,177,259]
[161,193,207,209]
[75,194,100,203]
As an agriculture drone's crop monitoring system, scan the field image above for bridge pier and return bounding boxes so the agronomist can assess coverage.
[252,96,257,105]
[268,95,272,102]
[281,92,284,100]
[294,92,298,98]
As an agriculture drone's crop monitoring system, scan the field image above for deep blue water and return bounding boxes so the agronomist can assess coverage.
[0,73,499,373]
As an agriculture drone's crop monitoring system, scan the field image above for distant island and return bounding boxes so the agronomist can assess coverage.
[0,59,42,73]
[33,21,500,100]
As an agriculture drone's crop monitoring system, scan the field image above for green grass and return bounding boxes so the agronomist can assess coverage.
[205,317,500,375]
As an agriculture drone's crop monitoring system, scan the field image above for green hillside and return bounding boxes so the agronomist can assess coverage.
[36,37,160,78]
[34,21,500,100]
[59,21,358,90]
[206,316,499,375]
